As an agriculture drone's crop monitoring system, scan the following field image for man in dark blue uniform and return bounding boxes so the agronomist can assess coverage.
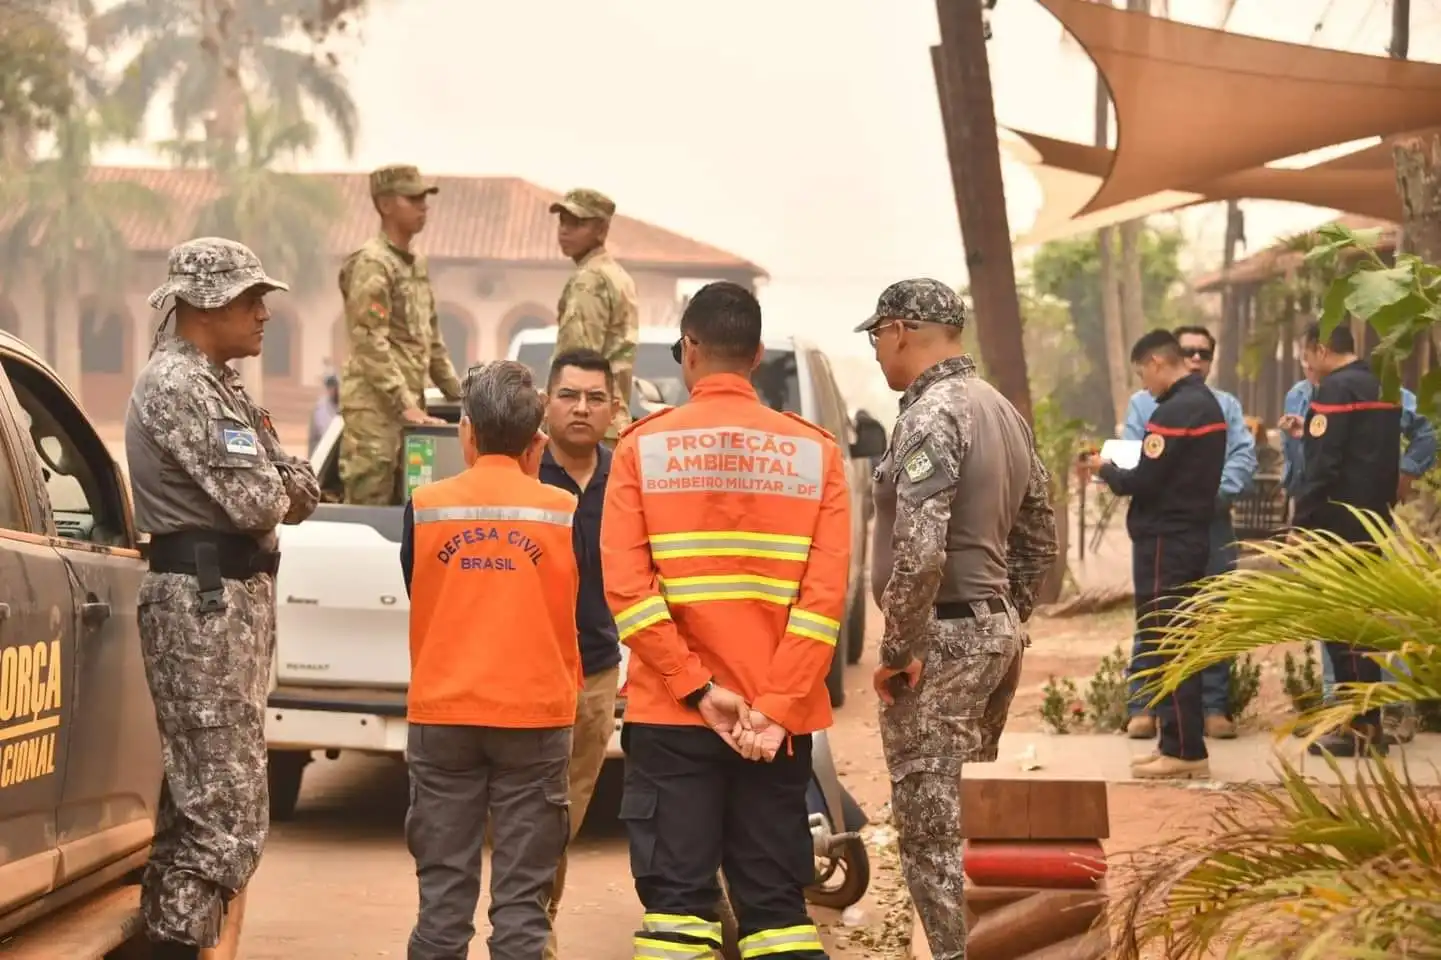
[1095,329,1226,780]
[1293,322,1401,757]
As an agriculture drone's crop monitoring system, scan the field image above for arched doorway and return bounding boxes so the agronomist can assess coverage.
[437,308,474,374]
[498,304,555,359]
[79,301,133,414]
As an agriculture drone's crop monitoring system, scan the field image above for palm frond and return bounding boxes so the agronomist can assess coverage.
[1111,754,1441,959]
[252,44,358,156]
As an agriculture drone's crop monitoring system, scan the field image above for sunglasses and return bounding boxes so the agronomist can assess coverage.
[1182,347,1214,361]
[670,336,689,364]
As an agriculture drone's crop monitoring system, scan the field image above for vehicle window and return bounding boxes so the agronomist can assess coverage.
[516,342,803,416]
[1,356,130,546]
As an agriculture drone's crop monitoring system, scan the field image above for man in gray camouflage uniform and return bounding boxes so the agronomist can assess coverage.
[858,279,1058,960]
[125,238,321,960]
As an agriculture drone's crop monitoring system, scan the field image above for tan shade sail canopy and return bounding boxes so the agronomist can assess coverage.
[1004,128,1406,246]
[1038,0,1441,217]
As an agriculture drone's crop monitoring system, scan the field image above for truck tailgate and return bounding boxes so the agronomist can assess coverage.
[275,505,409,689]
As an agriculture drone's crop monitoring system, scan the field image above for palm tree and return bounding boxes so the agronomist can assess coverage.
[0,104,166,384]
[1109,514,1441,957]
[162,100,342,291]
[87,0,359,153]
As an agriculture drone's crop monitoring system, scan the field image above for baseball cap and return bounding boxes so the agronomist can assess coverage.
[147,237,289,310]
[854,278,966,333]
[548,188,616,221]
[370,164,439,198]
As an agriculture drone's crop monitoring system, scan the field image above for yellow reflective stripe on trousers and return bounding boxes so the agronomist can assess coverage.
[660,575,800,606]
[633,935,718,959]
[738,924,824,957]
[641,913,723,945]
[615,595,673,641]
[649,531,812,562]
[413,505,573,527]
[786,608,841,647]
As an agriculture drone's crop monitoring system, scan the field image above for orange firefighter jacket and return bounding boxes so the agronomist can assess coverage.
[408,455,581,728]
[601,372,852,735]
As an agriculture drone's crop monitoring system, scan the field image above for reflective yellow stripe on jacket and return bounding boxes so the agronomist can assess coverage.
[615,595,673,643]
[649,530,812,562]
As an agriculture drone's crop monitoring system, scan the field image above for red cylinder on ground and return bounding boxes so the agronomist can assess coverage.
[963,840,1107,888]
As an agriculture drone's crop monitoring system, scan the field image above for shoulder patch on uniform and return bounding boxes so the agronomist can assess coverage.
[367,302,388,321]
[780,410,836,443]
[620,405,676,437]
[1142,433,1165,459]
[1308,413,1328,438]
[902,447,935,483]
[222,427,259,457]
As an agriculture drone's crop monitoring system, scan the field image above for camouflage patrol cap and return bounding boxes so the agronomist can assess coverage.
[370,164,439,198]
[548,187,616,221]
[147,237,289,310]
[854,278,966,333]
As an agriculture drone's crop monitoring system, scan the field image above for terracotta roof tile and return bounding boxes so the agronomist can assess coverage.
[1193,215,1397,293]
[83,166,767,277]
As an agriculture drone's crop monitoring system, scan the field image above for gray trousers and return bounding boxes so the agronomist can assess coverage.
[406,723,572,960]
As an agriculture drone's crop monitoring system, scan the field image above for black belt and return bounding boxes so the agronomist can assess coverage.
[148,532,280,613]
[934,597,1008,620]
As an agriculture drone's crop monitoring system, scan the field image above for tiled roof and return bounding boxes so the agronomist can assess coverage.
[84,166,767,277]
[1193,215,1397,293]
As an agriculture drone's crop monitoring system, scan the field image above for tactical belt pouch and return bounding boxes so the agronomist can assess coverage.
[934,597,1008,620]
[148,531,282,605]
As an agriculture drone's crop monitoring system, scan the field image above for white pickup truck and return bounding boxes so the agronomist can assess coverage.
[263,327,886,819]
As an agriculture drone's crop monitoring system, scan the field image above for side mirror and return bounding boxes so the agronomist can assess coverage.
[850,411,887,460]
[633,377,666,406]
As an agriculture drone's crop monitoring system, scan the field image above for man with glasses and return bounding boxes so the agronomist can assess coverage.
[1120,324,1256,741]
[536,348,623,960]
[861,279,1057,960]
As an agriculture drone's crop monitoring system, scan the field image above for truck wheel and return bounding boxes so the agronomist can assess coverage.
[844,589,866,666]
[826,644,846,709]
[267,750,311,822]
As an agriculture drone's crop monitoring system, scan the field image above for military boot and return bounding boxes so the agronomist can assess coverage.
[1131,754,1211,780]
[1204,714,1238,739]
[1126,715,1156,739]
[1129,748,1160,768]
[1307,723,1390,758]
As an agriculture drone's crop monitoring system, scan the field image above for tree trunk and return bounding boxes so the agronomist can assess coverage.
[1098,227,1128,431]
[931,1,1034,425]
[1118,219,1145,344]
[1216,200,1245,394]
[201,0,245,145]
[1393,134,1441,263]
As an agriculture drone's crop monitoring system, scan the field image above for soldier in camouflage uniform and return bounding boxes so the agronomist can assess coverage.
[549,187,639,444]
[338,164,465,504]
[858,279,1058,960]
[125,238,321,959]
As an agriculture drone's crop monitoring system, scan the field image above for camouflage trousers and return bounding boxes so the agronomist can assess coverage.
[879,603,1024,960]
[137,571,275,947]
[339,409,402,506]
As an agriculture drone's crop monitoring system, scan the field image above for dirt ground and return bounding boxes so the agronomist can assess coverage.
[239,577,1262,959]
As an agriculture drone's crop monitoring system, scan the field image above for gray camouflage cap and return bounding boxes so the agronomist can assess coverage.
[854,278,966,333]
[548,187,616,221]
[147,237,289,310]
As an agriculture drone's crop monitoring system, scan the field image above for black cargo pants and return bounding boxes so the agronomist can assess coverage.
[621,723,827,959]
[1130,532,1209,762]
[406,723,571,960]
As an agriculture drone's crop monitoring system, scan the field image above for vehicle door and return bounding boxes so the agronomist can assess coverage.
[0,360,74,917]
[0,354,160,887]
[804,351,868,591]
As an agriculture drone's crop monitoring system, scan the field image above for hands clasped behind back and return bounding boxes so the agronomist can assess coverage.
[697,685,786,762]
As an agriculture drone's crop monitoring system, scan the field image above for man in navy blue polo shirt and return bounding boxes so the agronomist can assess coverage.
[537,347,623,960]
